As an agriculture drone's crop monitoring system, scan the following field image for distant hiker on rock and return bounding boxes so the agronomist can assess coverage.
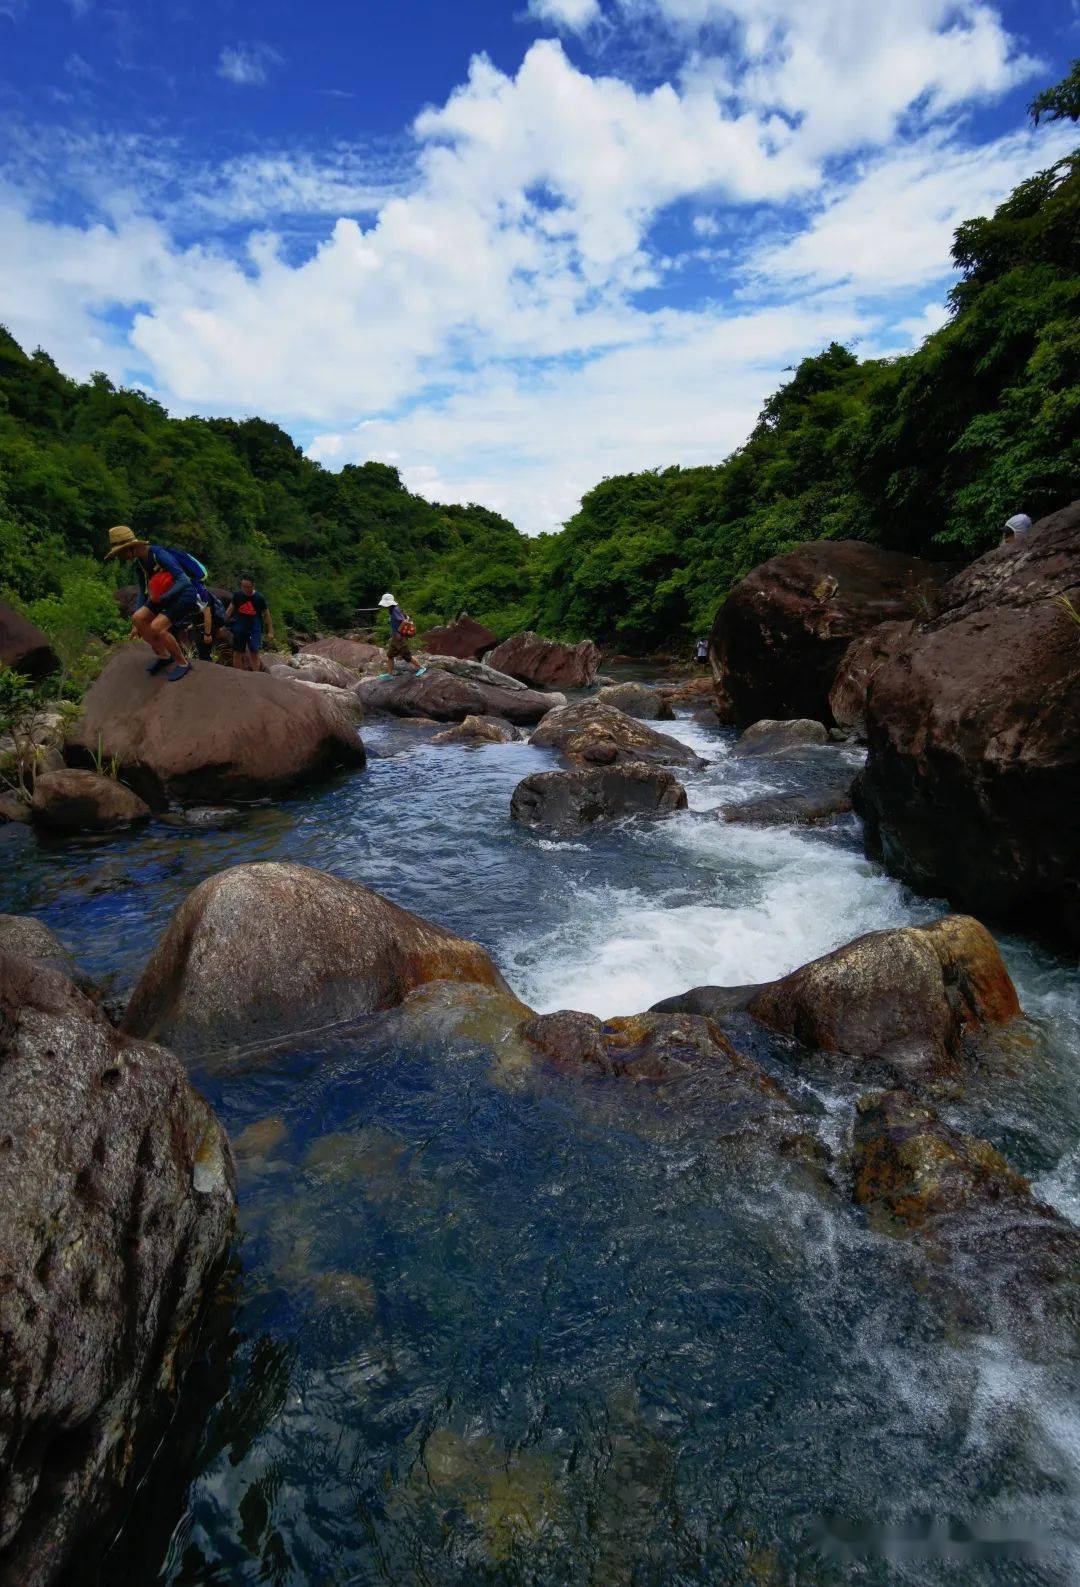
[695,637,709,666]
[104,525,200,682]
[196,589,231,663]
[226,577,273,671]
[378,593,426,678]
[1001,513,1032,546]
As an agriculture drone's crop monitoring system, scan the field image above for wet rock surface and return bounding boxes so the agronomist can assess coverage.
[30,769,151,834]
[856,500,1080,948]
[0,950,235,1587]
[732,718,830,756]
[529,700,705,769]
[710,540,949,726]
[65,649,366,806]
[122,860,515,1056]
[511,763,688,832]
[0,600,58,681]
[432,715,521,746]
[487,631,601,689]
[719,780,853,828]
[358,669,558,725]
[592,683,675,721]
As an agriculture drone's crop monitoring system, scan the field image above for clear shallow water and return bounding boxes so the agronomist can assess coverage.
[3,694,1080,1584]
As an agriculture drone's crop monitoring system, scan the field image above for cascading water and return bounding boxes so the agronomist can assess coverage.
[3,686,1078,1585]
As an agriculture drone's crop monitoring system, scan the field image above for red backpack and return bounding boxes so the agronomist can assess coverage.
[399,616,417,638]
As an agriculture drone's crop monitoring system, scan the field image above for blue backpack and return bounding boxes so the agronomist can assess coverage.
[162,546,209,583]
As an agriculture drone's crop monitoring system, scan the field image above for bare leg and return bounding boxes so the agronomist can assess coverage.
[232,647,245,669]
[149,612,187,666]
[133,607,169,657]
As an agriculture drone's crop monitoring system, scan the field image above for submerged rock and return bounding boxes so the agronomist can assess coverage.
[709,540,949,726]
[856,500,1080,948]
[720,782,853,828]
[732,718,830,756]
[432,715,521,745]
[655,916,1020,1079]
[510,763,687,832]
[592,683,675,721]
[0,950,235,1586]
[121,860,515,1056]
[418,616,499,660]
[487,631,601,689]
[0,599,58,681]
[529,700,704,769]
[358,669,556,725]
[30,768,151,834]
[65,649,365,806]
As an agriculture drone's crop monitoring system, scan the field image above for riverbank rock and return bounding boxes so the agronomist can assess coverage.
[122,861,514,1056]
[271,653,359,690]
[0,916,85,987]
[0,600,58,681]
[529,700,704,770]
[654,917,1020,1078]
[732,718,830,756]
[709,541,949,727]
[300,637,384,671]
[487,631,601,689]
[592,683,674,721]
[65,649,366,806]
[720,780,853,828]
[856,501,1080,949]
[0,950,235,1587]
[419,616,499,660]
[417,654,528,690]
[30,768,151,835]
[511,764,687,832]
[432,715,521,746]
[357,670,558,726]
[827,620,914,738]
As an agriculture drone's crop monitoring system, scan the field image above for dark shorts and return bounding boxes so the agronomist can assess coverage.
[142,590,201,625]
[387,633,414,662]
[232,619,263,652]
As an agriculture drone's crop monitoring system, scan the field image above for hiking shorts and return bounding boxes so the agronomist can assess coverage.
[387,633,415,663]
[144,588,200,625]
[232,619,263,652]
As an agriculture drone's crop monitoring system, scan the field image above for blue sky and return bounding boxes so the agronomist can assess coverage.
[1,0,1076,531]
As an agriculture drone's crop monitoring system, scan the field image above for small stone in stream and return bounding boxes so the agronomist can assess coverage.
[314,1271,377,1312]
[720,784,853,827]
[232,1115,289,1160]
[0,794,29,822]
[31,768,151,834]
[432,715,521,745]
[592,683,674,721]
[529,700,704,769]
[510,763,687,832]
[122,860,516,1057]
[732,718,830,756]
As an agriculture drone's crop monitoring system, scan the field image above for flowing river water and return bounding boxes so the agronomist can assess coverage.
[3,680,1080,1585]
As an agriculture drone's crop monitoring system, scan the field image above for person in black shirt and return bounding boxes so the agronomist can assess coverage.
[226,577,273,671]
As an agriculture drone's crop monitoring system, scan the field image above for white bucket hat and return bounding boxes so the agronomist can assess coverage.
[378,592,397,608]
[1003,513,1032,536]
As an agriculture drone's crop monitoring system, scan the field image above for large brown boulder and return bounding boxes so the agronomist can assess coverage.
[732,718,829,756]
[30,769,151,834]
[357,670,558,726]
[487,631,601,689]
[0,951,235,1587]
[592,683,674,721]
[827,619,914,737]
[510,763,687,832]
[122,861,515,1057]
[419,616,499,661]
[273,653,359,690]
[0,601,57,681]
[529,700,704,770]
[856,502,1080,948]
[65,649,365,806]
[300,637,383,670]
[709,541,949,726]
[653,916,1020,1078]
[432,715,521,745]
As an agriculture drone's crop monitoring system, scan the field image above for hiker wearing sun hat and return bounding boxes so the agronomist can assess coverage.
[377,592,426,679]
[1001,512,1033,546]
[104,525,204,681]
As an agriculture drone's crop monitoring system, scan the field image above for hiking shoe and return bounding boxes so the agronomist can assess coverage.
[414,667,428,676]
[147,657,169,675]
[166,663,192,682]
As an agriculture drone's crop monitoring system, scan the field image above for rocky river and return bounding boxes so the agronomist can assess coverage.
[3,676,1079,1586]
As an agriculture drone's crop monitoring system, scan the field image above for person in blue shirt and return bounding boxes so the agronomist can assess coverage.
[104,524,198,681]
[377,592,426,677]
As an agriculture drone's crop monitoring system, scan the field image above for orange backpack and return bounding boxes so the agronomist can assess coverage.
[399,616,417,638]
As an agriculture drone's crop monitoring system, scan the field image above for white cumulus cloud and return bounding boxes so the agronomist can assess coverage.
[527,0,603,32]
[217,42,283,88]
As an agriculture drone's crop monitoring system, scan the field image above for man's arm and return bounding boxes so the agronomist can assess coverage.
[153,546,192,597]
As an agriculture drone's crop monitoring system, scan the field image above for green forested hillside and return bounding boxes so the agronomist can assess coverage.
[1,63,1076,662]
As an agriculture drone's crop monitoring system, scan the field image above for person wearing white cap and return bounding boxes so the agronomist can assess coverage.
[1001,513,1033,545]
[377,593,426,678]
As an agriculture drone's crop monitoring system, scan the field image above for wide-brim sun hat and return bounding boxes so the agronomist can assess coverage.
[104,524,148,560]
[1003,513,1032,535]
[378,593,397,607]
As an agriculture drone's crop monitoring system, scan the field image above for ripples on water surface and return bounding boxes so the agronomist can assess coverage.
[3,695,1079,1584]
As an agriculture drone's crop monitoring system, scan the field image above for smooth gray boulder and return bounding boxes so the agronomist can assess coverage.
[732,719,830,756]
[529,700,704,770]
[511,763,688,832]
